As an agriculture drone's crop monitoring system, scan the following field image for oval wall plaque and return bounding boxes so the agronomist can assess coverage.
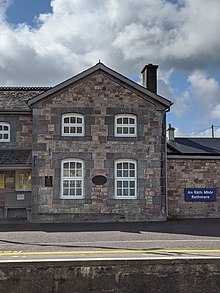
[92,175,107,185]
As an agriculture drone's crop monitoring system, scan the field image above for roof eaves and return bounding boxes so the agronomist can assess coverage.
[0,110,31,114]
[100,64,172,108]
[167,141,182,153]
[0,87,51,91]
[168,152,220,156]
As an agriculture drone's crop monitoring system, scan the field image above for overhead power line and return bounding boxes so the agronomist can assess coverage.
[175,125,220,138]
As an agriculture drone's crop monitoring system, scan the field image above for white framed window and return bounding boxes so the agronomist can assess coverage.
[115,114,137,137]
[62,113,84,136]
[0,122,10,142]
[61,159,84,199]
[115,159,137,199]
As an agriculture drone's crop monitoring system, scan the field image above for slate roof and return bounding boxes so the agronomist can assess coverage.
[0,149,32,166]
[0,87,51,111]
[167,138,220,155]
[28,62,172,108]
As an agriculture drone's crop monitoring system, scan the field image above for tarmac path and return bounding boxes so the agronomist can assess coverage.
[0,218,219,261]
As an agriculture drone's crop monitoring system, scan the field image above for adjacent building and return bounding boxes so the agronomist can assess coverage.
[167,124,220,219]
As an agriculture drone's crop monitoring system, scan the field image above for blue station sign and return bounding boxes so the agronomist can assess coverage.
[184,188,216,202]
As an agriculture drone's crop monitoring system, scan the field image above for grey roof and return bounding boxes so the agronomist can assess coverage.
[0,149,32,166]
[0,87,50,111]
[28,63,172,108]
[167,138,220,155]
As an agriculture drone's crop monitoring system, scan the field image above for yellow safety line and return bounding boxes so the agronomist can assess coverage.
[0,249,220,256]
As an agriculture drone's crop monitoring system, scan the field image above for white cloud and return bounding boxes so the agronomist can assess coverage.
[0,0,11,19]
[188,70,220,119]
[172,90,190,117]
[210,105,220,120]
[0,0,220,85]
[188,71,220,105]
[158,68,190,117]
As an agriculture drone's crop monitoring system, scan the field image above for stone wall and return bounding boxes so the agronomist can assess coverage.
[31,71,167,222]
[167,158,220,218]
[0,114,32,149]
[0,258,219,293]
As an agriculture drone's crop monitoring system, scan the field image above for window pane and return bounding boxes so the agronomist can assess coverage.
[3,126,8,130]
[130,189,135,196]
[70,170,75,177]
[70,181,75,187]
[123,127,129,134]
[123,181,128,188]
[63,162,69,169]
[123,117,128,124]
[77,117,82,123]
[117,118,122,124]
[123,170,128,177]
[0,134,2,139]
[130,170,135,177]
[117,170,122,177]
[117,163,122,169]
[63,189,69,196]
[117,181,122,188]
[123,162,128,169]
[70,117,76,123]
[129,163,135,169]
[117,127,122,134]
[63,170,69,177]
[77,127,82,133]
[64,127,69,133]
[76,162,82,169]
[64,117,69,123]
[3,134,8,139]
[0,126,2,130]
[130,181,135,188]
[70,127,76,133]
[76,188,82,195]
[76,180,82,187]
[123,189,128,196]
[70,162,75,169]
[129,118,135,124]
[76,170,82,177]
[70,188,75,196]
[129,127,135,134]
[117,189,122,196]
[63,180,69,188]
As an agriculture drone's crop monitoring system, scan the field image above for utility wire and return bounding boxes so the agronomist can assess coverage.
[176,125,220,138]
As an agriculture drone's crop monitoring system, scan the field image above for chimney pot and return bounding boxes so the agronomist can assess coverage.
[167,123,175,141]
[141,63,159,93]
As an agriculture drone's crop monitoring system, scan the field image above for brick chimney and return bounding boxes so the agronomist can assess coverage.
[141,64,159,94]
[167,123,175,141]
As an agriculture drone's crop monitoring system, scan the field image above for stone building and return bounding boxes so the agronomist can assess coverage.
[167,124,220,219]
[1,63,219,222]
[0,63,172,222]
[0,87,49,220]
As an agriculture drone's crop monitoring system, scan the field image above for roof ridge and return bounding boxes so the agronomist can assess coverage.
[0,86,51,91]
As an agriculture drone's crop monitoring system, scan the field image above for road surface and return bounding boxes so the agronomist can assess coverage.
[0,218,219,261]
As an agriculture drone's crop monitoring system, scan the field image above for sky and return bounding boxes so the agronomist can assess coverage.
[1,0,220,137]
